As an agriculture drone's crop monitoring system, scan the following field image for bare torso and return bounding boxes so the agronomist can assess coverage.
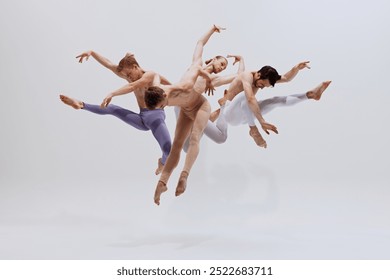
[124,71,157,109]
[133,88,148,108]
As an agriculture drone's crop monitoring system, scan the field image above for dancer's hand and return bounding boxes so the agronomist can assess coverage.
[260,121,278,135]
[199,68,215,96]
[205,80,216,96]
[296,61,311,70]
[76,51,92,63]
[227,55,242,66]
[213,25,226,33]
[101,96,112,108]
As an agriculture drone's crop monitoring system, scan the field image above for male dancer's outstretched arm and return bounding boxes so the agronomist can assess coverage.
[76,50,172,85]
[277,61,311,83]
[101,71,158,107]
[241,73,278,135]
[76,50,126,78]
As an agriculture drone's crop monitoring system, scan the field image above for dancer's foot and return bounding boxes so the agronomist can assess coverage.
[249,127,267,148]
[155,158,164,175]
[175,171,188,197]
[218,97,226,106]
[307,81,332,101]
[218,89,228,106]
[59,95,84,109]
[154,180,168,206]
[209,109,220,122]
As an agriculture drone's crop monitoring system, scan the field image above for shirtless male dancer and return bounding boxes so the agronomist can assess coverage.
[143,25,233,205]
[210,61,311,148]
[205,81,332,144]
[60,52,171,175]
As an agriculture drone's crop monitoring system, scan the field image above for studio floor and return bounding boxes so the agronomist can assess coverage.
[1,177,389,260]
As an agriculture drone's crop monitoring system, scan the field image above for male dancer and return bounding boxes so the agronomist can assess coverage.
[60,52,171,174]
[210,61,311,148]
[204,81,332,145]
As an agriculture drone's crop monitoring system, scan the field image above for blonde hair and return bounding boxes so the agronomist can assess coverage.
[205,55,227,66]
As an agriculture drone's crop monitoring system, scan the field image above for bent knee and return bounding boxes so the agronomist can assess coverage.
[214,135,227,144]
[163,142,172,154]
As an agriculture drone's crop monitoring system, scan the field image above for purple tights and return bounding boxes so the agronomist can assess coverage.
[83,103,171,164]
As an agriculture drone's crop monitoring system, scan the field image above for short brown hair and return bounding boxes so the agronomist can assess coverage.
[117,54,140,72]
[144,86,165,109]
[257,66,281,87]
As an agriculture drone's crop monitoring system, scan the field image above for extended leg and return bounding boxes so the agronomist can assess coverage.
[258,94,307,115]
[60,95,147,130]
[258,81,332,115]
[247,81,332,147]
[82,103,148,130]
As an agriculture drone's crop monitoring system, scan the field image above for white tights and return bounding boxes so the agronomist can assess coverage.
[204,93,308,144]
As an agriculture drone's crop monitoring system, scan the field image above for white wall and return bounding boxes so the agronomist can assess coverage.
[0,0,389,259]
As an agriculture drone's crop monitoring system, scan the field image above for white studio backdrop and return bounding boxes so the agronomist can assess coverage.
[0,0,389,259]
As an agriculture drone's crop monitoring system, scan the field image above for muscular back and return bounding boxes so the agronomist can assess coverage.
[165,65,210,109]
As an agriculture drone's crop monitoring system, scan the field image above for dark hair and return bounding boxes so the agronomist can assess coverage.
[205,55,228,66]
[257,66,281,87]
[145,86,165,109]
[117,54,140,72]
